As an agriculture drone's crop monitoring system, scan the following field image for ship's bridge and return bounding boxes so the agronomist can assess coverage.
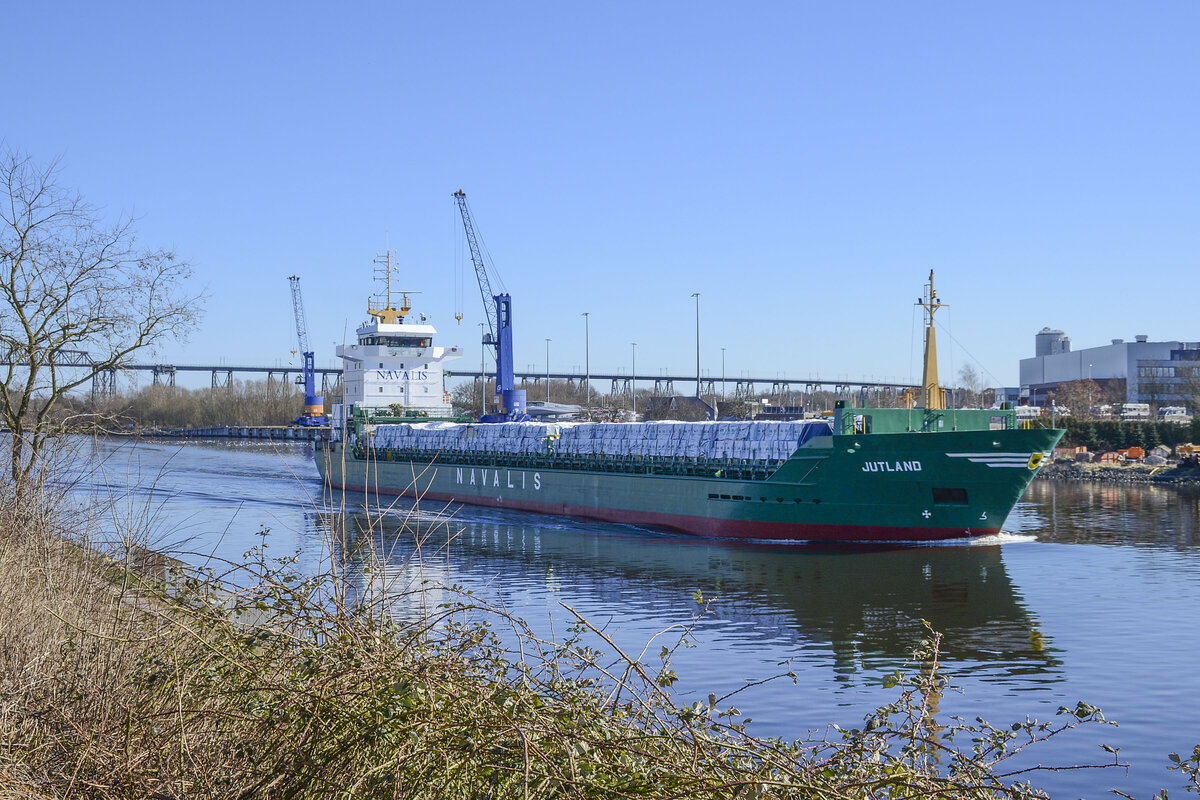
[335,315,462,417]
[338,318,442,361]
[357,333,432,348]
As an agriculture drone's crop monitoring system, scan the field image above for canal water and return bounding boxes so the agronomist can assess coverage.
[62,437,1200,799]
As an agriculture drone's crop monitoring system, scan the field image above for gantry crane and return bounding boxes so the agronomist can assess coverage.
[288,275,326,425]
[453,189,526,421]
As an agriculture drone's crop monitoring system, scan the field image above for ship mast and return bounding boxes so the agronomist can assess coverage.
[916,271,946,410]
[368,250,414,325]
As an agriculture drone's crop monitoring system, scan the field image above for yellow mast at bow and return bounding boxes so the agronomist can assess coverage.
[916,271,947,410]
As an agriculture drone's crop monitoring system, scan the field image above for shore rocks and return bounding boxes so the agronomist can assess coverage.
[1037,460,1200,486]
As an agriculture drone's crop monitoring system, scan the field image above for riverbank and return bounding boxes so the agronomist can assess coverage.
[132,423,329,441]
[1038,460,1200,486]
[0,483,1142,799]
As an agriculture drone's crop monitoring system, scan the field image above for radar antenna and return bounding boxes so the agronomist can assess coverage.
[368,250,418,324]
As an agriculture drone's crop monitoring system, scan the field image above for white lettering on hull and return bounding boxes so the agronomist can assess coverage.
[454,469,543,494]
[861,460,923,473]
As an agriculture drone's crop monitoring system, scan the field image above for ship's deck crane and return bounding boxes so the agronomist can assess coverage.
[453,189,526,421]
[288,275,326,425]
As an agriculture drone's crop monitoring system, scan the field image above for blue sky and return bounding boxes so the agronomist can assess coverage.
[6,2,1198,390]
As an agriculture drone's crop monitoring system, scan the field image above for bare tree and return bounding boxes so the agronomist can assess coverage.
[1176,362,1200,415]
[1047,379,1100,420]
[0,148,199,497]
[957,364,983,408]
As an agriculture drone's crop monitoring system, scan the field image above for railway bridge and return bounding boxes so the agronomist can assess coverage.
[4,351,917,403]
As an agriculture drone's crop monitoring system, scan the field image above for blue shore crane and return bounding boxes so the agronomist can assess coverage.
[288,275,326,426]
[453,189,527,421]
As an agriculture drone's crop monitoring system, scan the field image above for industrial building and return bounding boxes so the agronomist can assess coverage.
[1134,348,1200,410]
[1019,328,1200,409]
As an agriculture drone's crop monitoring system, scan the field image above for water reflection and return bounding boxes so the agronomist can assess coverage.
[1022,480,1200,547]
[328,499,1060,681]
[55,436,325,571]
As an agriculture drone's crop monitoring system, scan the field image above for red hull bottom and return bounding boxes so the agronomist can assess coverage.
[332,481,996,543]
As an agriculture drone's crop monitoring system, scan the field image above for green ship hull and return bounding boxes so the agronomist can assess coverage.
[317,407,1063,542]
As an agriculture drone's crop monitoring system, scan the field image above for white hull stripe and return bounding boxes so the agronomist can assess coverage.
[946,452,1036,468]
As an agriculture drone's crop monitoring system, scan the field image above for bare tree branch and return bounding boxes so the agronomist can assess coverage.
[0,147,202,498]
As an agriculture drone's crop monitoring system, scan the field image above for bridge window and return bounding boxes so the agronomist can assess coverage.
[358,335,431,348]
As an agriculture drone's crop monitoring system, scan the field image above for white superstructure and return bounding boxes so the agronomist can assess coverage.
[330,256,462,429]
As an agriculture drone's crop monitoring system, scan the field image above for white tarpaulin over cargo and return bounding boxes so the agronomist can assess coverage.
[371,421,558,454]
[369,420,832,461]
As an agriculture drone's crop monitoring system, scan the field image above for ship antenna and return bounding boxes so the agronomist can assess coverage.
[915,270,947,410]
[368,250,419,324]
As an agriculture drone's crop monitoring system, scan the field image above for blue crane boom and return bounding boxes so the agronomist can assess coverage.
[289,275,311,355]
[454,190,499,340]
[452,189,526,421]
[288,275,325,425]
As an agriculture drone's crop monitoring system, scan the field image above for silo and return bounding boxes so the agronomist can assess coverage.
[1035,328,1071,357]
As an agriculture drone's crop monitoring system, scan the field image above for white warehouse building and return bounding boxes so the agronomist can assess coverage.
[1019,329,1200,406]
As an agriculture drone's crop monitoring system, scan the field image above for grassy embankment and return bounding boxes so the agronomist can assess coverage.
[1,469,1188,799]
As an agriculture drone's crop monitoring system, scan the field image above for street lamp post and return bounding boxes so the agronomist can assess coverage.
[582,312,590,411]
[478,322,487,417]
[691,292,701,398]
[545,338,551,402]
[631,342,637,417]
[721,347,726,400]
[1088,363,1093,418]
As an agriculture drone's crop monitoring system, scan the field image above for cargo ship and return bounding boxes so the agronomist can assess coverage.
[318,269,1061,542]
